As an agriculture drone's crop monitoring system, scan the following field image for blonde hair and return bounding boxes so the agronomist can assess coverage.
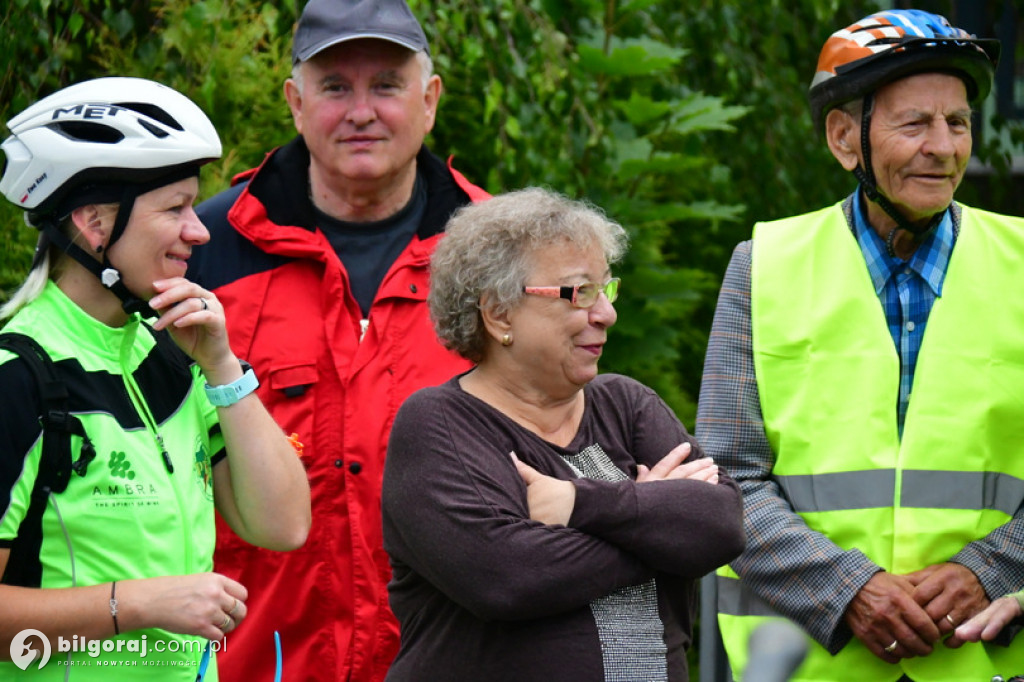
[0,205,115,321]
[0,246,53,321]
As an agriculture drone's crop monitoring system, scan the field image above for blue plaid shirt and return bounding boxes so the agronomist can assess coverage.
[851,192,955,436]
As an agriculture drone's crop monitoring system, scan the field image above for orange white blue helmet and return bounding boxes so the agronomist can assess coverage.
[808,10,999,134]
[807,10,999,245]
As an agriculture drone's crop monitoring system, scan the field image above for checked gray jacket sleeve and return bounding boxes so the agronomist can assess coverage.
[695,240,880,653]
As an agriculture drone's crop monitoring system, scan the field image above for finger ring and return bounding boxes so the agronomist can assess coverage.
[218,614,232,630]
[199,297,209,311]
[229,598,240,616]
[946,613,955,626]
[884,639,898,653]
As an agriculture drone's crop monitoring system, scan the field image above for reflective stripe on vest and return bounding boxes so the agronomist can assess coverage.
[717,203,1024,682]
[775,469,1024,514]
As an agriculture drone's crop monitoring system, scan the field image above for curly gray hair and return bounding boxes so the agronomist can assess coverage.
[429,187,628,363]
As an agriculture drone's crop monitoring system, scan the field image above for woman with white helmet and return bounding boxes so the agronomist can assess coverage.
[0,77,310,680]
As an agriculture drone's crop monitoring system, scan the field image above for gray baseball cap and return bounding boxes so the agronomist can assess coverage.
[292,0,429,64]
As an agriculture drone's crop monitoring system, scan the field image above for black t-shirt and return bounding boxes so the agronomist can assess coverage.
[314,171,427,317]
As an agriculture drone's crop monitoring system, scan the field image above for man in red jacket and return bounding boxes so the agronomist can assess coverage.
[187,1,488,680]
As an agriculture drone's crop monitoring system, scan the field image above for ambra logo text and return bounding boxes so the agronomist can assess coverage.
[10,629,51,670]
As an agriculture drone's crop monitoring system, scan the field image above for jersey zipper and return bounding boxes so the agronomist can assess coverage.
[119,322,194,573]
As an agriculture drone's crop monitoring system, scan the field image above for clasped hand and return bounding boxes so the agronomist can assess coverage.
[845,562,989,662]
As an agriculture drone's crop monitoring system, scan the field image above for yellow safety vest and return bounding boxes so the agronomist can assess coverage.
[717,202,1024,681]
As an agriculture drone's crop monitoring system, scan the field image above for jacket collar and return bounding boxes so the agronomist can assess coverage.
[244,136,471,241]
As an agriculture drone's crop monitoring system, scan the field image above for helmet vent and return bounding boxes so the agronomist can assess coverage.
[47,121,125,144]
[137,118,170,139]
[115,102,185,131]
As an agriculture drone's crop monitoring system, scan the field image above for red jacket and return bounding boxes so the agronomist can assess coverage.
[189,138,487,682]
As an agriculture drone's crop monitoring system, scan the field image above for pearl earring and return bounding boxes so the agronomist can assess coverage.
[501,334,512,346]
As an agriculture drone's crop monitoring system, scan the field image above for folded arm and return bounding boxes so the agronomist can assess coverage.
[517,443,745,577]
[383,393,654,622]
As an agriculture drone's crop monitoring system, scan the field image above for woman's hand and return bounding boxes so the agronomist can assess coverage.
[636,442,719,484]
[948,593,1023,647]
[513,453,576,526]
[119,573,248,642]
[149,277,235,377]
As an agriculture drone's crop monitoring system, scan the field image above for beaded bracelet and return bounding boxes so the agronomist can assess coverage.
[110,581,120,635]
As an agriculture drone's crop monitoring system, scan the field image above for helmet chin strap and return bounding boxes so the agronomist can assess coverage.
[36,186,157,319]
[851,93,944,258]
[30,165,201,319]
[99,186,159,318]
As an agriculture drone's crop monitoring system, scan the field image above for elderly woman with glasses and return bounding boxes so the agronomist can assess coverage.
[381,187,745,682]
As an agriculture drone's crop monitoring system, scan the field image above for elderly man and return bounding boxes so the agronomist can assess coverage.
[187,1,487,680]
[697,9,1024,682]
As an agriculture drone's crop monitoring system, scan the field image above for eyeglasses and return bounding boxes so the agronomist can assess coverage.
[522,277,620,308]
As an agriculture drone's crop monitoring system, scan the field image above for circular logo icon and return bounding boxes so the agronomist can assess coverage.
[10,628,51,670]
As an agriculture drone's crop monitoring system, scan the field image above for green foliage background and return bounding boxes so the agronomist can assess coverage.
[3,0,1023,677]
[1,0,1018,429]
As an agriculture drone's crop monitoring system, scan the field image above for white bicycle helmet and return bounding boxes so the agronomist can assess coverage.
[1,76,221,217]
[0,77,222,316]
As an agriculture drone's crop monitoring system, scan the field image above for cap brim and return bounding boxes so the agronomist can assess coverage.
[295,32,424,63]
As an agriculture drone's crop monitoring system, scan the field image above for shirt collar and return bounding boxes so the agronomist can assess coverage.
[851,189,954,297]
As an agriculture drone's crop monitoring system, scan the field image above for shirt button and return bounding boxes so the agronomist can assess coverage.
[906,321,916,332]
[349,462,362,474]
[334,459,343,468]
[903,267,911,275]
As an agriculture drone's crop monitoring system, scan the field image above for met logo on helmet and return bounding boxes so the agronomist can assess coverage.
[50,103,126,121]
